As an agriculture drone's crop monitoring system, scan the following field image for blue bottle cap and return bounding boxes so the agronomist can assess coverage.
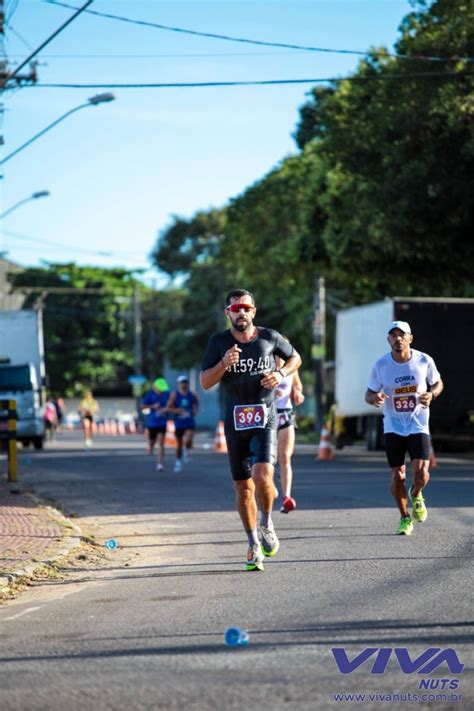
[105,538,118,550]
[224,627,249,647]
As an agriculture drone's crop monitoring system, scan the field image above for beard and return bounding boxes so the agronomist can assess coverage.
[233,317,252,332]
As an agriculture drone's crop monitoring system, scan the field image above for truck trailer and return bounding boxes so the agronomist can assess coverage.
[0,309,46,449]
[335,298,474,450]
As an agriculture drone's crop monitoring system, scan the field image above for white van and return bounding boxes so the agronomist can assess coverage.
[0,362,45,449]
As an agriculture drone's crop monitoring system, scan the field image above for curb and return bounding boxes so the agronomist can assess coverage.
[0,491,83,593]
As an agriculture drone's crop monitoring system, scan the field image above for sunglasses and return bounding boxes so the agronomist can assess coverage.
[226,303,255,313]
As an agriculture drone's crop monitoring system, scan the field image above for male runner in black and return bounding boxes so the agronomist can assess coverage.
[200,288,301,571]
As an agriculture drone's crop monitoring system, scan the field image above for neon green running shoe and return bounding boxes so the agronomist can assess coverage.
[397,516,414,536]
[409,486,428,523]
[246,543,264,571]
[260,524,280,557]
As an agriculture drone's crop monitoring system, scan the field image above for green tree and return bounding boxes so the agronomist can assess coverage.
[295,0,474,300]
[150,209,230,367]
[8,264,141,395]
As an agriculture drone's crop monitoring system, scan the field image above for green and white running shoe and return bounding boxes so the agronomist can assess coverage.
[246,543,265,571]
[260,524,280,557]
[409,486,428,523]
[397,516,414,536]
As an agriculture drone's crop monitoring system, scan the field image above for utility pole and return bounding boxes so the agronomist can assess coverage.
[312,276,326,436]
[0,2,38,92]
[133,287,143,377]
[1,0,93,178]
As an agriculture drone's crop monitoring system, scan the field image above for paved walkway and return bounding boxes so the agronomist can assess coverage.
[0,478,79,590]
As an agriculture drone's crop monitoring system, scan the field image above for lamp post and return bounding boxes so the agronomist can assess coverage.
[0,93,115,166]
[0,189,50,219]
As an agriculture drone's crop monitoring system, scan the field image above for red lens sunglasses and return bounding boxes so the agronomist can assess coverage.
[227,303,254,313]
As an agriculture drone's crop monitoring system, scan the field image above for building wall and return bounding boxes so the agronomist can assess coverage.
[0,258,25,310]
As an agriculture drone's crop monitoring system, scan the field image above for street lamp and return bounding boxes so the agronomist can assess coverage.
[0,93,116,166]
[0,189,50,219]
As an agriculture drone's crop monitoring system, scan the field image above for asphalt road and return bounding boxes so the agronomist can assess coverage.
[0,432,472,710]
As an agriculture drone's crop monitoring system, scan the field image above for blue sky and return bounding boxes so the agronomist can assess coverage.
[1,0,413,286]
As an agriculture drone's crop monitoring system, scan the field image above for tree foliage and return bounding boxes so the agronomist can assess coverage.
[9,264,142,395]
[295,0,474,299]
[148,0,473,371]
[150,209,231,367]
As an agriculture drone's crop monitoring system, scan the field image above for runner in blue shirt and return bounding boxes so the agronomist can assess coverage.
[167,376,199,472]
[140,378,170,471]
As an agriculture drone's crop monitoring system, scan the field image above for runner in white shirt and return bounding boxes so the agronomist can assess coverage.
[275,358,305,513]
[365,321,443,536]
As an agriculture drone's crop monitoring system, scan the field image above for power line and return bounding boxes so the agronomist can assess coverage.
[45,0,474,64]
[2,228,149,261]
[32,71,474,90]
[5,0,93,85]
[5,50,322,59]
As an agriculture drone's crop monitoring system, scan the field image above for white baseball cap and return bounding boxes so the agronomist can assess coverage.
[177,375,189,383]
[388,320,411,334]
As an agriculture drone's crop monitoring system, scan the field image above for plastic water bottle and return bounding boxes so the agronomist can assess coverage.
[224,627,249,647]
[105,538,119,550]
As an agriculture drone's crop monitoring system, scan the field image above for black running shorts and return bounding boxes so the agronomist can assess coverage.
[384,432,431,468]
[175,425,195,439]
[225,426,277,481]
[277,408,296,432]
[147,426,166,441]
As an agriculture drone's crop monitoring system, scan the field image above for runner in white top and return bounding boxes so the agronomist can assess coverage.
[275,359,304,513]
[365,321,443,536]
[368,349,440,437]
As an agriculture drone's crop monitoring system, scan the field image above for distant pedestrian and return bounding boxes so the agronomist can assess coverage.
[44,397,59,442]
[140,378,170,471]
[167,376,199,472]
[53,397,66,432]
[365,321,443,535]
[78,390,99,448]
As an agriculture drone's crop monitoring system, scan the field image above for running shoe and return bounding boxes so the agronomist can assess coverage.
[156,462,164,472]
[396,516,414,536]
[280,496,296,514]
[246,543,265,571]
[409,486,428,523]
[260,524,280,557]
[174,460,183,473]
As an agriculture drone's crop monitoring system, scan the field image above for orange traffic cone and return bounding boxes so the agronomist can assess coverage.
[165,420,177,448]
[317,425,335,461]
[214,420,227,453]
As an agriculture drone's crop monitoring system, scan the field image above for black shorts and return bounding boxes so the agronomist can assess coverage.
[277,408,296,432]
[148,426,166,440]
[175,426,195,439]
[384,433,431,468]
[225,426,277,481]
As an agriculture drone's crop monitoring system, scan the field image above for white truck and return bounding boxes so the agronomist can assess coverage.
[0,310,46,449]
[335,297,474,450]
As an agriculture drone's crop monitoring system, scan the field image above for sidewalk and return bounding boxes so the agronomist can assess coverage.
[0,477,81,592]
